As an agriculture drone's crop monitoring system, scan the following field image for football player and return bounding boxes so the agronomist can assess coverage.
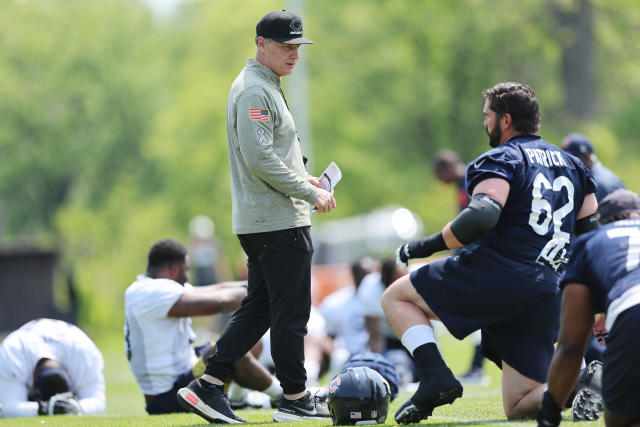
[382,82,598,423]
[432,149,488,384]
[538,189,640,426]
[124,238,282,415]
[0,319,105,418]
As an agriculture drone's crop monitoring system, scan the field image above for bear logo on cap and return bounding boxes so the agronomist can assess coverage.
[290,18,302,34]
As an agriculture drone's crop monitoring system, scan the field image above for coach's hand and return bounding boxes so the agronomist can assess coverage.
[537,390,562,427]
[313,189,336,213]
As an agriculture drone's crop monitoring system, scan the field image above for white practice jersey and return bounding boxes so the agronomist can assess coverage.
[320,285,367,355]
[307,305,327,338]
[124,275,197,395]
[0,319,105,418]
[259,306,327,370]
[356,272,396,340]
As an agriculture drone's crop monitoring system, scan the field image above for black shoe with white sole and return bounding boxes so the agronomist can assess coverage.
[272,390,330,423]
[177,379,246,424]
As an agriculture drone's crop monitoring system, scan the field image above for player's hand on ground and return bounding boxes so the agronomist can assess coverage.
[396,244,410,266]
[313,189,336,213]
[38,392,83,415]
[536,390,562,427]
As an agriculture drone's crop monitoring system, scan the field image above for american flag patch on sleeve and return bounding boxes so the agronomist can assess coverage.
[249,108,270,121]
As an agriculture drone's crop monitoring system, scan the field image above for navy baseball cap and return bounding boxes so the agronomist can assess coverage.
[256,10,314,45]
[562,133,595,156]
[598,189,640,223]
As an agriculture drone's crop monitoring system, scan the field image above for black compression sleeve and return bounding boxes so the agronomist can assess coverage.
[575,213,599,236]
[406,232,447,259]
[449,193,502,245]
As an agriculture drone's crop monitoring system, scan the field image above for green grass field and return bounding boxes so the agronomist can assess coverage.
[0,330,604,426]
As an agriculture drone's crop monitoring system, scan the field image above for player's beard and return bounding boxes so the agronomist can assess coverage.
[486,123,502,147]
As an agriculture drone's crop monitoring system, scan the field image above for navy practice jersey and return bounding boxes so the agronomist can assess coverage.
[456,176,470,211]
[560,218,640,315]
[466,135,596,278]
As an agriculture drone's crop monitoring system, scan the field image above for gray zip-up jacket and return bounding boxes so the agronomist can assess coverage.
[227,59,320,234]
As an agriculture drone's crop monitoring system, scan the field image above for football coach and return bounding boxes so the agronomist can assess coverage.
[177,9,336,424]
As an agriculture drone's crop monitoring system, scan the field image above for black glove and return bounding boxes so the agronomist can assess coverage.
[396,232,447,266]
[37,392,83,415]
[537,390,562,427]
[37,400,48,415]
[395,244,410,266]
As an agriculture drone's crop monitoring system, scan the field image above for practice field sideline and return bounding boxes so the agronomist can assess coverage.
[0,330,603,426]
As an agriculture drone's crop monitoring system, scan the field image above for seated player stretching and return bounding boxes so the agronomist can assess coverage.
[125,238,282,415]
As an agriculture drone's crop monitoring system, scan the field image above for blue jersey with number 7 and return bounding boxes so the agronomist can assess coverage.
[466,135,597,276]
[561,218,640,314]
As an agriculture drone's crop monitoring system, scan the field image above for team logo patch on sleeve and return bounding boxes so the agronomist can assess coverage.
[249,108,270,121]
[257,128,268,145]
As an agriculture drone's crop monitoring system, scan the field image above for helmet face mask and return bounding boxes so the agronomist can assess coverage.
[327,366,391,425]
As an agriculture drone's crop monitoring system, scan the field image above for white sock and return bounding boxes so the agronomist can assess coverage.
[263,378,283,399]
[401,324,435,356]
[227,382,247,402]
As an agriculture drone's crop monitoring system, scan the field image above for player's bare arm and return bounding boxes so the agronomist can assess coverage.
[194,281,248,292]
[577,193,597,219]
[364,316,384,353]
[168,286,247,317]
[542,284,594,418]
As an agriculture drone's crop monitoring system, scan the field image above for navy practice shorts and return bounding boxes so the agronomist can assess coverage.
[602,304,640,417]
[410,244,560,383]
[145,370,195,414]
[145,342,212,415]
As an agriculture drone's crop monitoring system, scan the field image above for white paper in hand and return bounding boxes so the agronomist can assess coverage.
[319,162,342,192]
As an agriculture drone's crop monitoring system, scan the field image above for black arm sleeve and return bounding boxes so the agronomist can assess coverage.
[574,213,599,236]
[405,232,447,260]
[449,193,503,245]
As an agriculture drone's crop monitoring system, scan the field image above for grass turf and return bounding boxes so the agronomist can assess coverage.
[0,329,604,426]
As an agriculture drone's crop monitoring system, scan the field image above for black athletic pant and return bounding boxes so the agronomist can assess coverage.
[204,226,313,395]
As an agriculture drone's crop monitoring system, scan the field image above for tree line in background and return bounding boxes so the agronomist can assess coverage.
[0,0,638,331]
